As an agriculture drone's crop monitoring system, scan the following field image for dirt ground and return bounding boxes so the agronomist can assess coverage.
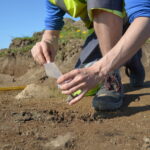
[0,44,150,150]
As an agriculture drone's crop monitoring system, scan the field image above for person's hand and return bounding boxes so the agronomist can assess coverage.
[31,39,58,65]
[57,65,103,105]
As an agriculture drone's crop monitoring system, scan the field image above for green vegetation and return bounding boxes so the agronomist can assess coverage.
[0,33,42,57]
[0,50,8,57]
[61,20,88,42]
[59,24,88,44]
[10,44,34,53]
[0,19,88,57]
[59,29,88,44]
[0,45,34,57]
[13,36,35,41]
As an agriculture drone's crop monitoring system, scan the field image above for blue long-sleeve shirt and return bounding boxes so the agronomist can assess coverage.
[125,0,150,23]
[45,0,150,30]
[45,0,65,30]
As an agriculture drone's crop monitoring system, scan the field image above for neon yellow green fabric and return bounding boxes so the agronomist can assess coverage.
[49,0,87,17]
[49,0,124,28]
[50,0,56,5]
[88,8,124,21]
[72,89,82,97]
[64,0,92,28]
[63,0,86,18]
[49,0,91,28]
[72,84,102,97]
[85,85,102,96]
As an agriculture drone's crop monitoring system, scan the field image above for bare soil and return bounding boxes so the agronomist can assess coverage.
[0,44,150,150]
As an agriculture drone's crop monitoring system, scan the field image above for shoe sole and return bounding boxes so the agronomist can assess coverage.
[92,97,123,111]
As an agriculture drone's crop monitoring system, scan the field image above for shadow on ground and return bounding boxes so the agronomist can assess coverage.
[93,81,150,119]
[123,81,150,93]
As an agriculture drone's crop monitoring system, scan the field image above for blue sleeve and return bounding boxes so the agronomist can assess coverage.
[45,0,66,30]
[125,0,150,23]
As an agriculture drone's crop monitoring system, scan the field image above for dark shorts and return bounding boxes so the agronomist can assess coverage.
[87,0,123,12]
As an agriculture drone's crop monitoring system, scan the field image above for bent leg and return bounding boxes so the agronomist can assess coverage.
[93,10,123,56]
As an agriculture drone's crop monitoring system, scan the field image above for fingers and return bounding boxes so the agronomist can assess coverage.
[31,42,46,65]
[57,68,88,106]
[40,42,51,63]
[57,69,81,84]
[61,82,86,95]
[60,74,84,90]
[31,41,56,65]
[68,90,87,105]
[37,45,46,65]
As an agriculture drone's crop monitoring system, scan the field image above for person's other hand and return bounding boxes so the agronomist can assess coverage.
[57,65,103,105]
[31,40,58,65]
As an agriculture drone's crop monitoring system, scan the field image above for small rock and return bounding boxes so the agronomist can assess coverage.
[2,144,12,150]
[36,136,48,141]
[15,84,52,100]
[143,137,150,144]
[44,133,73,149]
[142,137,150,150]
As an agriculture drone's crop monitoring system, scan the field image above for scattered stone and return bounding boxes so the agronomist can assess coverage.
[44,133,74,149]
[15,84,52,100]
[36,136,48,141]
[142,137,150,150]
[79,112,104,123]
[143,137,150,144]
[2,144,12,150]
[13,111,33,123]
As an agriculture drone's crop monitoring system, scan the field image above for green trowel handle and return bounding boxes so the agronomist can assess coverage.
[71,84,101,97]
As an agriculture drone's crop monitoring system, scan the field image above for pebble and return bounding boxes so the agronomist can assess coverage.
[143,137,150,144]
[44,133,73,149]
